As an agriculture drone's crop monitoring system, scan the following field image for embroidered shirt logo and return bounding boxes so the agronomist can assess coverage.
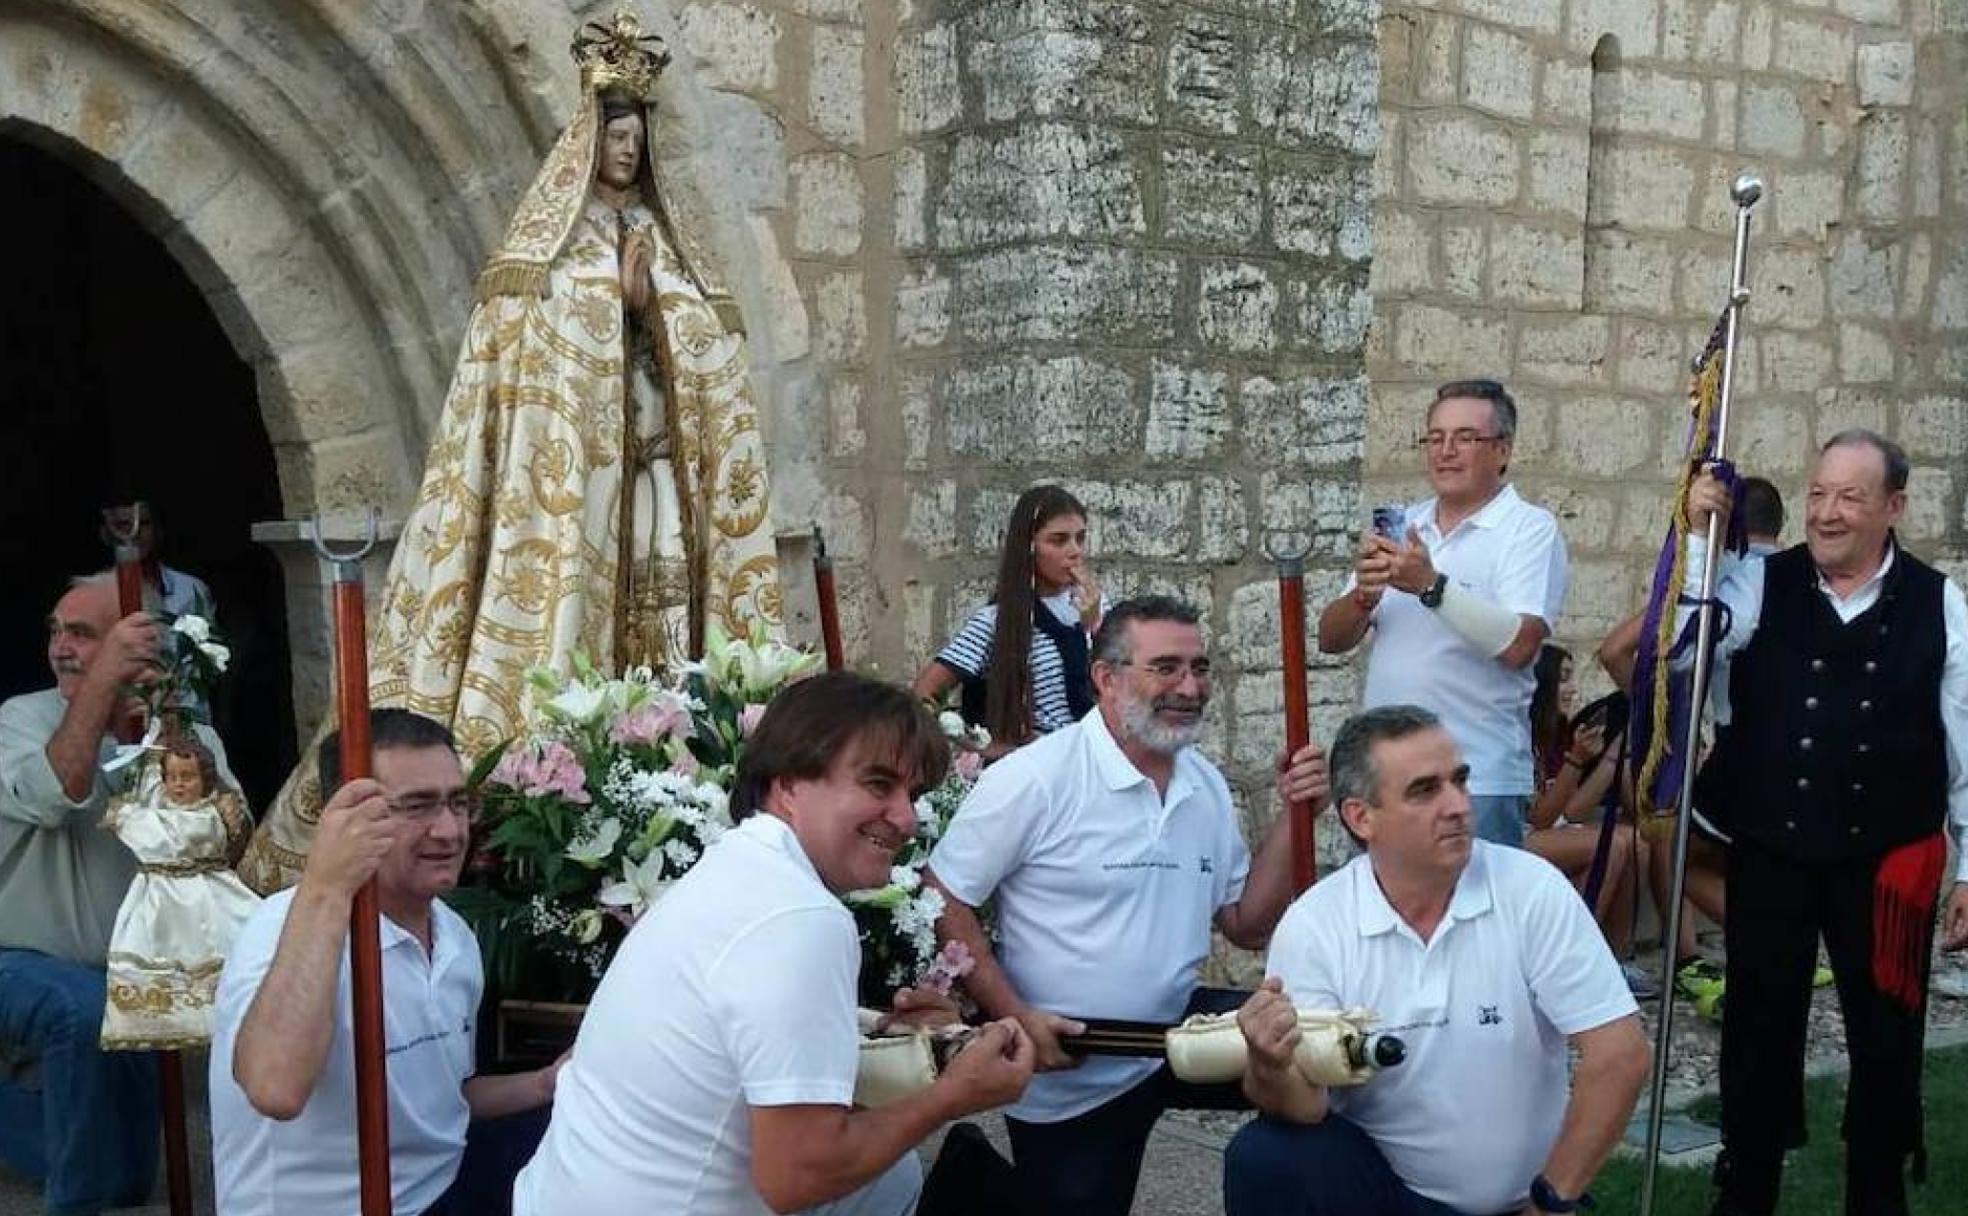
[1477,1005,1502,1026]
[1199,856,1214,875]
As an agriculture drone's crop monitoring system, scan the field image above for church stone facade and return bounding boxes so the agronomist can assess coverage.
[3,0,1963,850]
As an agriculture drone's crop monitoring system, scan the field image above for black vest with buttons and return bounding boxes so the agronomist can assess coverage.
[1698,542,1948,862]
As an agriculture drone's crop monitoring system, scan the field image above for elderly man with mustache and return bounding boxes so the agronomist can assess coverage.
[0,577,236,1214]
[927,595,1329,1216]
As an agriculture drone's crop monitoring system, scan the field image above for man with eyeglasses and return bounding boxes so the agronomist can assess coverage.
[210,708,558,1216]
[1317,379,1569,849]
[927,596,1329,1215]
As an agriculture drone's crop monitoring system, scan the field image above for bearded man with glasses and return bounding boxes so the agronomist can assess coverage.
[926,596,1330,1215]
[1317,379,1570,849]
[210,708,559,1216]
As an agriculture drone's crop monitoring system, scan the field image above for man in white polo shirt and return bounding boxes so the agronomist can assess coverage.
[1224,704,1648,1216]
[927,595,1328,1216]
[1317,379,1569,847]
[513,672,1035,1216]
[211,709,562,1216]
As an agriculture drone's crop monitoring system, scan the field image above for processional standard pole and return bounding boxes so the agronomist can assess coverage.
[1638,174,1763,1216]
[105,505,192,1216]
[813,524,845,672]
[306,511,392,1216]
[1268,535,1318,893]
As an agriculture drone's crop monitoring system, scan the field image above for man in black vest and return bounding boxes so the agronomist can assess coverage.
[1684,431,1968,1216]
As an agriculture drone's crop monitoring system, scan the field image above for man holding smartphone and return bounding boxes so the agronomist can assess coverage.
[1316,379,1570,848]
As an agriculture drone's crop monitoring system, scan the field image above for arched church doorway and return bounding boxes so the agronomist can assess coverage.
[0,134,297,808]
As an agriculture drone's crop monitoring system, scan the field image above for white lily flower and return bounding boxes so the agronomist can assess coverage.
[937,710,967,739]
[564,817,623,866]
[171,615,212,643]
[597,851,673,920]
[198,641,231,672]
[547,682,609,724]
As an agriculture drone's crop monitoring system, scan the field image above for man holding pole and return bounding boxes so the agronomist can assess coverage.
[1683,432,1968,1216]
[211,709,559,1215]
[925,596,1328,1216]
[0,577,234,1215]
[1316,379,1569,849]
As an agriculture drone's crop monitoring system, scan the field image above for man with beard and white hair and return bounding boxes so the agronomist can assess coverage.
[926,595,1329,1216]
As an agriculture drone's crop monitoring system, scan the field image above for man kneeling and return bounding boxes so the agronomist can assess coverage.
[1225,705,1648,1216]
[514,672,1034,1214]
[212,709,560,1215]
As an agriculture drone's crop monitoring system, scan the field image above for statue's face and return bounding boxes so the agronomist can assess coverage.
[598,112,644,189]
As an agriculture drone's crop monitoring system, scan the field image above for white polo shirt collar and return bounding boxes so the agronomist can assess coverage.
[1352,847,1494,946]
[1083,707,1203,824]
[736,810,827,890]
[1413,483,1521,544]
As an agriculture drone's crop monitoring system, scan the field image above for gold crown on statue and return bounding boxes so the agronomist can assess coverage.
[573,7,671,99]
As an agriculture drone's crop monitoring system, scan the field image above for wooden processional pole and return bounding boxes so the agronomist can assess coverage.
[812,525,845,672]
[1268,535,1318,893]
[105,504,193,1216]
[306,511,392,1215]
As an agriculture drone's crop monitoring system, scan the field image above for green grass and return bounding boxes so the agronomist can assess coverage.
[1587,1044,1968,1214]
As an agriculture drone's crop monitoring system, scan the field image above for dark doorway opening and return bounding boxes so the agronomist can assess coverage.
[0,135,297,808]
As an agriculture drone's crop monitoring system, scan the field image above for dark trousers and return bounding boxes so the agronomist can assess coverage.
[0,950,160,1216]
[1225,1115,1485,1216]
[1716,843,1933,1216]
[1005,987,1249,1216]
[423,1107,551,1216]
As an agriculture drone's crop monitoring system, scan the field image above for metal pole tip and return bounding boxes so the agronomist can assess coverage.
[1731,175,1764,206]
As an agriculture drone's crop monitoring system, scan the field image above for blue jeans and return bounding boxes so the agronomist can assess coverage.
[1225,1115,1486,1216]
[0,949,160,1215]
[1469,794,1527,848]
[423,1107,551,1216]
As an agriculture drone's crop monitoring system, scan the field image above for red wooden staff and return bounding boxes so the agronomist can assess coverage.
[812,524,844,672]
[307,512,391,1215]
[1267,535,1317,893]
[105,505,193,1216]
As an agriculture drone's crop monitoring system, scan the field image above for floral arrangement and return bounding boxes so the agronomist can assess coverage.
[104,615,229,772]
[450,627,990,1005]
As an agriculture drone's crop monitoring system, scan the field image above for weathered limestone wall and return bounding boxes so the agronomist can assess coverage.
[886,0,1381,833]
[1370,0,1968,663]
[3,0,1382,816]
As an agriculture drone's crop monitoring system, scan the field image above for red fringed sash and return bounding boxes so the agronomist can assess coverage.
[1872,833,1945,1012]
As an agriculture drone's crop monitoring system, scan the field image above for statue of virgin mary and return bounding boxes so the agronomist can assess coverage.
[239,9,782,892]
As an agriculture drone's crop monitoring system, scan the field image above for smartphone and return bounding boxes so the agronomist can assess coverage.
[1371,506,1406,543]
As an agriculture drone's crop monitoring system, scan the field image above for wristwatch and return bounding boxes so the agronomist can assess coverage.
[1529,1174,1592,1213]
[1419,573,1448,608]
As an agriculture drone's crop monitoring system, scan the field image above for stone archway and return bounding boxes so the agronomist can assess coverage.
[0,0,806,728]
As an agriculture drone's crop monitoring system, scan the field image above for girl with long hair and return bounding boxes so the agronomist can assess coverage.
[1523,644,1658,995]
[912,486,1104,753]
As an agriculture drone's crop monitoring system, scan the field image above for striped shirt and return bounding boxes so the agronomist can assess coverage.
[935,591,1090,735]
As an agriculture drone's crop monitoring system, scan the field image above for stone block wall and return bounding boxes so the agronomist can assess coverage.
[888,0,1381,841]
[1371,0,1968,662]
